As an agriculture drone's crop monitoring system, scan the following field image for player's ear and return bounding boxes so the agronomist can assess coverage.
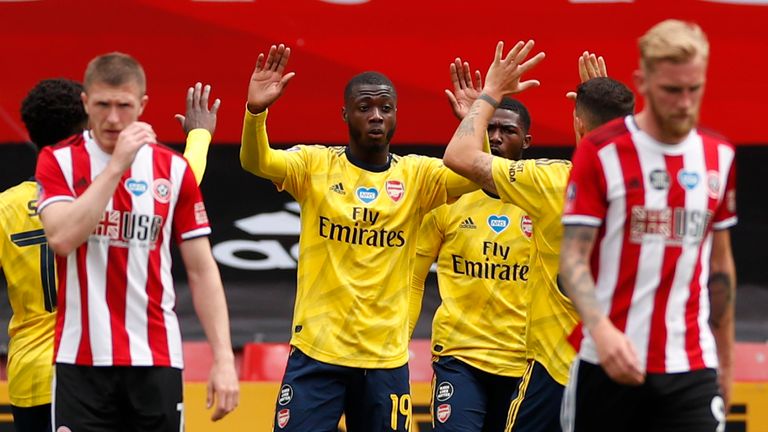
[138,94,149,116]
[633,68,647,94]
[81,92,89,114]
[523,134,532,150]
[341,107,348,122]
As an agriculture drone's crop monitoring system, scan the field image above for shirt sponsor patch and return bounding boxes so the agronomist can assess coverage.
[706,170,721,199]
[677,170,700,190]
[355,187,379,204]
[520,215,533,238]
[385,180,404,202]
[194,202,209,225]
[649,169,670,190]
[487,215,510,234]
[125,178,148,197]
[152,178,172,204]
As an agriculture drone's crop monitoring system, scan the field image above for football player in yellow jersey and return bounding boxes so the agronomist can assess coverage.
[1,79,219,432]
[239,44,495,431]
[1,78,89,432]
[409,86,534,430]
[443,43,634,432]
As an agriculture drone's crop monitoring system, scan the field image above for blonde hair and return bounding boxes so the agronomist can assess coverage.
[84,52,146,94]
[639,19,709,71]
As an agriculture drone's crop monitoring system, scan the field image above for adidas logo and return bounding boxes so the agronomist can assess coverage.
[459,217,476,229]
[330,183,345,195]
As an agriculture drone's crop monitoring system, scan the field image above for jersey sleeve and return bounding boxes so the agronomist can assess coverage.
[173,163,212,243]
[491,157,572,219]
[414,157,452,214]
[183,128,211,185]
[277,145,314,203]
[712,151,737,230]
[35,147,75,214]
[409,207,444,338]
[562,141,608,227]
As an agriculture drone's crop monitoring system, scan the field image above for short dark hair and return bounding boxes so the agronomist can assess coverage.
[575,77,635,131]
[498,97,531,134]
[20,78,87,148]
[84,52,146,94]
[344,71,396,101]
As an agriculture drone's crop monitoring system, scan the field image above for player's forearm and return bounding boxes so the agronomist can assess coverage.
[408,253,434,339]
[40,164,124,256]
[708,230,736,369]
[444,98,498,193]
[183,129,212,185]
[188,261,235,362]
[559,225,604,330]
[240,108,288,182]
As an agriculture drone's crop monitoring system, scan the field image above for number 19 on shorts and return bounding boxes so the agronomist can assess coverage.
[389,394,412,431]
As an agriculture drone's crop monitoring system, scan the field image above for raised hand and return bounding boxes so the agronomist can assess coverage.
[176,82,221,135]
[247,44,296,114]
[110,122,156,173]
[445,58,483,120]
[482,40,546,101]
[567,51,609,100]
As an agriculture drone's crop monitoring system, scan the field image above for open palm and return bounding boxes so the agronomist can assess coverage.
[247,44,296,114]
[445,58,483,120]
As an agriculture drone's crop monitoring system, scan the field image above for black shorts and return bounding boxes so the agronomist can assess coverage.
[507,360,564,432]
[11,404,51,432]
[430,356,521,431]
[273,347,411,432]
[561,359,725,432]
[53,364,183,432]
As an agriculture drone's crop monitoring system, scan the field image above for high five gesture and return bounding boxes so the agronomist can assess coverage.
[247,44,296,114]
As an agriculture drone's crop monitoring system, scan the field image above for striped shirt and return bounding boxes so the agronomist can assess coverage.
[36,131,210,369]
[563,116,737,374]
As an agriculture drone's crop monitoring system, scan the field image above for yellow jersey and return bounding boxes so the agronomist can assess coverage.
[0,181,56,407]
[412,190,531,376]
[491,157,578,385]
[278,145,457,368]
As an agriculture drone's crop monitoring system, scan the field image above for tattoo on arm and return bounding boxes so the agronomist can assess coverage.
[470,153,497,195]
[559,225,602,328]
[455,103,481,138]
[708,272,734,329]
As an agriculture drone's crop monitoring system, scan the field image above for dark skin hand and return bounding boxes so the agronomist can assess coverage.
[175,82,221,135]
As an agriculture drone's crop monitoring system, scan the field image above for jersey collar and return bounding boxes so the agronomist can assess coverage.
[344,146,392,173]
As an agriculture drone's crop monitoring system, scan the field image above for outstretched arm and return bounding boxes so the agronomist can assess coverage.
[443,40,545,194]
[708,229,736,410]
[240,44,297,181]
[178,82,221,185]
[442,58,491,197]
[559,224,644,386]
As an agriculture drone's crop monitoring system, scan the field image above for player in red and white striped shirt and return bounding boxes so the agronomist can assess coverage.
[36,52,239,431]
[559,20,736,432]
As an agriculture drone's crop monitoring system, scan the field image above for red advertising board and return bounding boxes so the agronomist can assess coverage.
[0,0,766,146]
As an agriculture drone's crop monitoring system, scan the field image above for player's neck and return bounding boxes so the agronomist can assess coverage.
[346,145,390,169]
[634,111,690,145]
